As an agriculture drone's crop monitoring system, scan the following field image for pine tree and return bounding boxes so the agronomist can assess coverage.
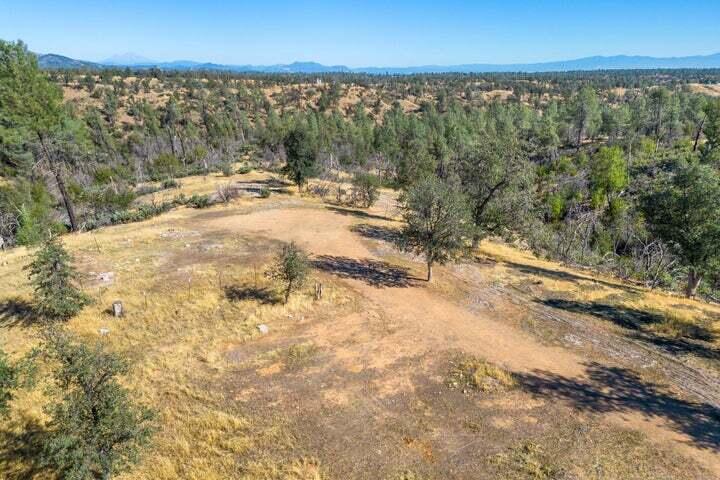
[41,331,154,480]
[26,235,90,321]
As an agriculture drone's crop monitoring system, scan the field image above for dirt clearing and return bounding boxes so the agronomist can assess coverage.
[1,174,719,479]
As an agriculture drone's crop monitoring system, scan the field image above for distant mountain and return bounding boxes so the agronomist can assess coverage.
[37,54,100,70]
[102,53,156,66]
[36,52,720,74]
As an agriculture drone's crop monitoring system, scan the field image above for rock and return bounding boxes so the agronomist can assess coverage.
[257,324,269,334]
[99,327,110,336]
[112,301,123,317]
[97,271,115,283]
[564,334,583,346]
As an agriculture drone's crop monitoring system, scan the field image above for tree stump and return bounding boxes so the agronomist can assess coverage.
[112,301,123,318]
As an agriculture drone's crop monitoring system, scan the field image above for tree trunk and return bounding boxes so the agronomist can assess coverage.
[686,269,703,298]
[427,262,433,282]
[38,134,78,231]
[693,117,705,152]
[285,280,293,304]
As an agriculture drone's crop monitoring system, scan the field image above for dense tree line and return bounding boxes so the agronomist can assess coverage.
[2,39,720,297]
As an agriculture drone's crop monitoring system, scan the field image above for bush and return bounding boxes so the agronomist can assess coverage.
[161,178,180,189]
[351,172,381,208]
[215,183,237,204]
[2,181,64,246]
[237,165,252,175]
[150,153,181,180]
[259,186,271,198]
[186,194,213,209]
[220,163,234,177]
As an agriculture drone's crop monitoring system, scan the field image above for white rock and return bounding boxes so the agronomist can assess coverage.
[257,324,269,334]
[97,272,115,283]
[99,328,110,336]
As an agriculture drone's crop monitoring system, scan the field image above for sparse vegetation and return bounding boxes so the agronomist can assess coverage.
[447,354,516,394]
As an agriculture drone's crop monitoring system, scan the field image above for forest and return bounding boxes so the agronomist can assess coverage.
[2,39,720,299]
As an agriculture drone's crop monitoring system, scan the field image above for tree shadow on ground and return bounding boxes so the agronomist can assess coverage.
[502,260,641,295]
[312,255,416,288]
[325,205,393,222]
[0,416,48,479]
[350,223,401,244]
[224,285,280,305]
[518,362,720,451]
[540,298,719,360]
[0,298,37,328]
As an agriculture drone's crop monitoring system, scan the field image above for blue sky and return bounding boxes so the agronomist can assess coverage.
[2,0,719,66]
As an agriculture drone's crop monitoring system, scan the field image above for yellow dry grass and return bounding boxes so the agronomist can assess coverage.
[0,176,349,478]
[2,169,720,478]
[688,83,720,97]
[447,353,516,394]
[478,240,720,342]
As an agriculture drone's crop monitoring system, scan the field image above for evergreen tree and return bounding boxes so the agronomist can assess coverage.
[282,124,318,190]
[641,161,720,297]
[569,85,601,148]
[26,235,90,321]
[0,40,79,230]
[41,331,154,480]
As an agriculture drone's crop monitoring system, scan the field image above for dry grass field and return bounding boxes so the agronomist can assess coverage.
[1,169,720,479]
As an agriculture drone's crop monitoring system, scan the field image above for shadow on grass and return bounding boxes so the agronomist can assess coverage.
[502,260,641,295]
[0,417,48,479]
[312,255,416,288]
[224,285,280,305]
[0,298,37,328]
[325,205,393,222]
[519,362,720,451]
[540,298,719,360]
[350,223,401,244]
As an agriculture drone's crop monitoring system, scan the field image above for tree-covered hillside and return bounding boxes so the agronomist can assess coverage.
[2,39,720,297]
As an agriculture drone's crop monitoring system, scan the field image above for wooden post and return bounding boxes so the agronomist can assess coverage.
[314,282,323,300]
[112,301,123,318]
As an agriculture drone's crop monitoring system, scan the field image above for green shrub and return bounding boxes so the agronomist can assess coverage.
[161,178,180,189]
[8,182,65,246]
[186,194,213,209]
[220,163,234,177]
[259,186,271,198]
[150,153,181,180]
[351,172,381,208]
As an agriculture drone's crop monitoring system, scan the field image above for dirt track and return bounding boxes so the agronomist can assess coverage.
[205,199,720,477]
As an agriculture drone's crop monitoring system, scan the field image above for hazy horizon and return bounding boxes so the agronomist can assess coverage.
[4,0,720,68]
